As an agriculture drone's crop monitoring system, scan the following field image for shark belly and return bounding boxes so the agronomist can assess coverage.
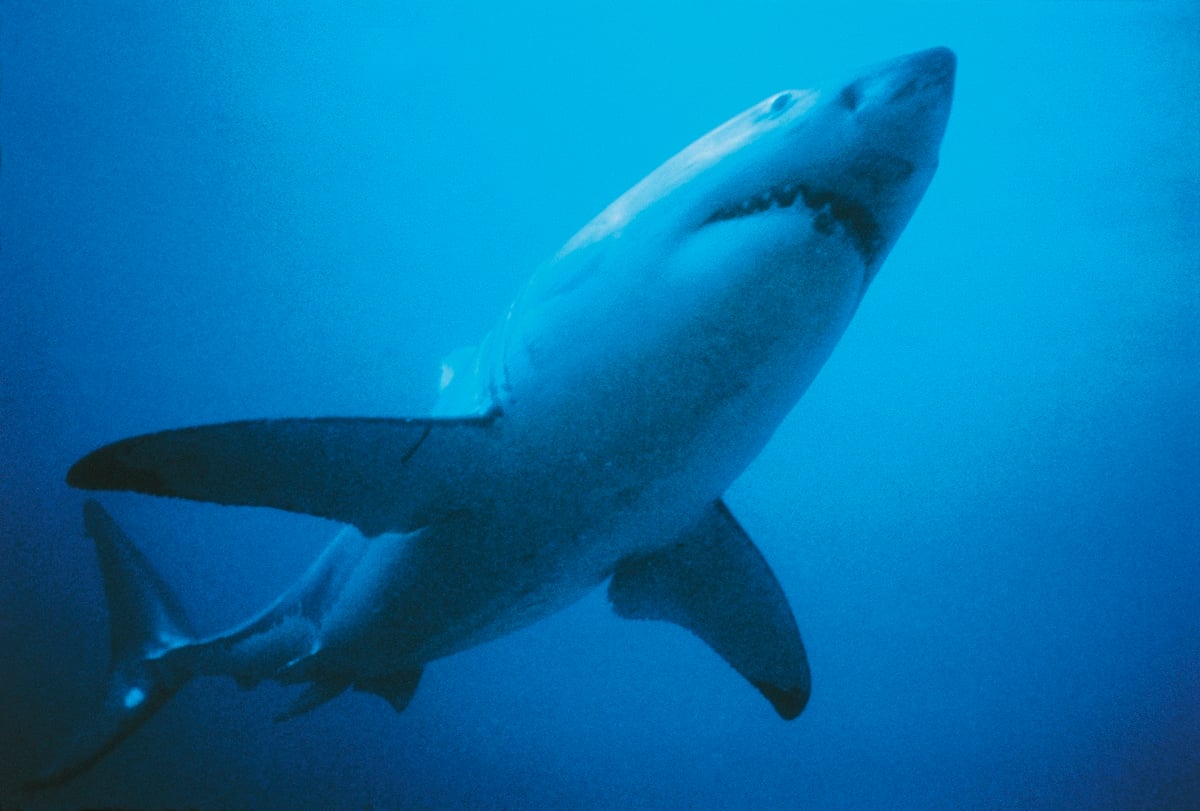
[340,218,872,666]
[492,212,871,534]
[319,519,602,669]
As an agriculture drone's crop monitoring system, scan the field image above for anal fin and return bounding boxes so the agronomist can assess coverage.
[609,500,810,719]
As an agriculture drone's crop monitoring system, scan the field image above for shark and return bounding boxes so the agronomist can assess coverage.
[33,47,955,786]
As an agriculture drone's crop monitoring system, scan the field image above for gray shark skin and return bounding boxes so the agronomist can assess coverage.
[35,47,954,786]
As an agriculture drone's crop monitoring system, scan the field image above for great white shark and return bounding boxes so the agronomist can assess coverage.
[33,47,954,786]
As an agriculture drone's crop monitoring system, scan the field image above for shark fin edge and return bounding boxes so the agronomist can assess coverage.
[67,415,499,535]
[609,500,811,719]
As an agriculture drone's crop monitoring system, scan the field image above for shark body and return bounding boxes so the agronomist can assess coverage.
[36,47,954,785]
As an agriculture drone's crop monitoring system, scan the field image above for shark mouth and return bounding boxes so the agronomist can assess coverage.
[704,182,883,263]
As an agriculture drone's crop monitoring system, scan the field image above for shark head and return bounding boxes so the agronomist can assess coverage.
[563,47,955,284]
[474,48,955,440]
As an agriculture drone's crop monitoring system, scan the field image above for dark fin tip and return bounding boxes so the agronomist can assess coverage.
[68,448,165,493]
[753,680,810,720]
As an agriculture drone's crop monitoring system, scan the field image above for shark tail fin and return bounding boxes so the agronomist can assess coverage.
[27,500,197,789]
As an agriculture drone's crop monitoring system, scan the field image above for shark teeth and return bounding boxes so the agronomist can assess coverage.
[704,182,883,263]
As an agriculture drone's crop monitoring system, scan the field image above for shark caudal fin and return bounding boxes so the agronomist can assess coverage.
[27,500,196,788]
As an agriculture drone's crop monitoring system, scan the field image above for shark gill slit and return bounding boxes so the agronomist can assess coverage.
[703,181,883,263]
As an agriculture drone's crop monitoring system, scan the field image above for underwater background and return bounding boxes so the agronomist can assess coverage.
[1,1,1197,808]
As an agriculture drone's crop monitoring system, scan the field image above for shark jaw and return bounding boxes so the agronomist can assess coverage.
[701,178,888,266]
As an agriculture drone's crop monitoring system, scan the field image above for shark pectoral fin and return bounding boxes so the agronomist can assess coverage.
[67,416,498,534]
[608,500,811,719]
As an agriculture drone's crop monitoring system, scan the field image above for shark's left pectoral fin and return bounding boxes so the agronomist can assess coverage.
[67,416,498,535]
[608,501,810,719]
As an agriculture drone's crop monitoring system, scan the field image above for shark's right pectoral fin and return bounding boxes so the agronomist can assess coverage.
[608,500,810,719]
[67,415,499,535]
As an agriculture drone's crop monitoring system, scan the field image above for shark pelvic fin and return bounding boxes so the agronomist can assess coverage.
[27,501,197,788]
[355,669,424,714]
[608,500,810,719]
[67,415,499,535]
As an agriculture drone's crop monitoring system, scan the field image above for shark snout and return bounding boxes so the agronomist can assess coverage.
[895,46,956,93]
[886,47,956,119]
[844,46,954,114]
[838,46,955,172]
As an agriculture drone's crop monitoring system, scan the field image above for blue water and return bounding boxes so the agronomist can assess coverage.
[2,2,1197,808]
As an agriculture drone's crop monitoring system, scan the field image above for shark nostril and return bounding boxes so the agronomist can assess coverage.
[891,77,920,102]
[838,83,860,111]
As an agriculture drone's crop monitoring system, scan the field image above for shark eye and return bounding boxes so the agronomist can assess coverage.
[770,93,791,113]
